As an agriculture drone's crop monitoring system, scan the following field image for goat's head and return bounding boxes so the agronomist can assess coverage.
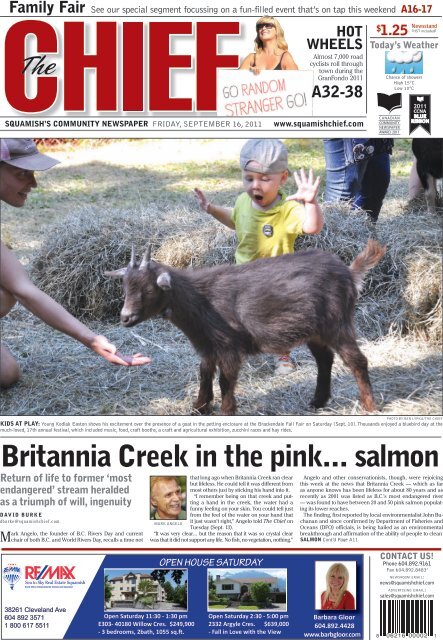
[105,246,172,327]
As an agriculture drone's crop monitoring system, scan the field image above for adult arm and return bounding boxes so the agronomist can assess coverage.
[239,53,255,70]
[0,241,150,366]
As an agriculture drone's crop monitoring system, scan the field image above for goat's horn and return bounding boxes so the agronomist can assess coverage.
[129,245,136,267]
[140,245,152,269]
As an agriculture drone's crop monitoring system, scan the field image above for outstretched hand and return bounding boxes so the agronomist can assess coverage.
[194,188,209,212]
[91,335,151,366]
[113,352,151,366]
[286,168,321,204]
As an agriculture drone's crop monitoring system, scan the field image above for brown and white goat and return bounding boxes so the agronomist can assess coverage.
[106,240,386,415]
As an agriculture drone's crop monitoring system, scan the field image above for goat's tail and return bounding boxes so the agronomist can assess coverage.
[350,239,387,294]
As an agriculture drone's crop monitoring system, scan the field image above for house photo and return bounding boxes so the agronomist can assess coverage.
[105,568,187,611]
[208,569,287,610]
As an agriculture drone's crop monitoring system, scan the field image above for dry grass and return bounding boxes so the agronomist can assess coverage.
[1,139,441,416]
[29,205,238,320]
[2,310,441,416]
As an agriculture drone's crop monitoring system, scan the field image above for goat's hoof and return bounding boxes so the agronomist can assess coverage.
[309,396,329,409]
[192,402,212,415]
[361,401,377,413]
[360,393,377,413]
[220,401,237,416]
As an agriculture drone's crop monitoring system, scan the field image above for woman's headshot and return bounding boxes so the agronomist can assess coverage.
[239,16,299,73]
[319,562,356,610]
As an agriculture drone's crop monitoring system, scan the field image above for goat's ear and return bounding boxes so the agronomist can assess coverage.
[156,271,172,290]
[104,268,127,279]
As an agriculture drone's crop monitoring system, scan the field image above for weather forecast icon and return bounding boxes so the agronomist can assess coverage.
[385,51,423,74]
[2,563,22,590]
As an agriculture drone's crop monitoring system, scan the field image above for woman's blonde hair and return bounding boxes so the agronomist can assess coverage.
[321,563,350,608]
[254,16,289,53]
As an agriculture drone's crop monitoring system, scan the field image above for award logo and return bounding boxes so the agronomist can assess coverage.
[409,95,431,134]
[377,93,402,112]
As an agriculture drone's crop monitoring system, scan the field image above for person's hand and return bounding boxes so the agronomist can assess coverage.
[286,168,321,204]
[91,335,151,366]
[114,352,152,366]
[194,188,209,212]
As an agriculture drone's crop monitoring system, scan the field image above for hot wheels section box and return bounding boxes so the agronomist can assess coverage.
[2,553,363,639]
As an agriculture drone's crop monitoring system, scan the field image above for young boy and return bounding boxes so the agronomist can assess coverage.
[194,138,324,375]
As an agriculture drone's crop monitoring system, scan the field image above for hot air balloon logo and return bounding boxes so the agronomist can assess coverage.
[2,564,22,590]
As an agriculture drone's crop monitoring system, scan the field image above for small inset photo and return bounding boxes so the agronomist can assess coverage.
[238,16,299,72]
[105,568,188,611]
[208,569,287,611]
[150,476,187,520]
[315,561,356,610]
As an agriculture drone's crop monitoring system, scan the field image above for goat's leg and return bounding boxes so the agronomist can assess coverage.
[193,356,216,415]
[336,340,376,412]
[307,341,334,408]
[219,359,241,416]
[425,175,437,213]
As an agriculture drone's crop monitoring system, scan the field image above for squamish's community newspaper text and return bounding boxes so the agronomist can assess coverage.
[0,0,442,638]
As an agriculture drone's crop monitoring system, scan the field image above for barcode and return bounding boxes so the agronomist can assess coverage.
[379,599,434,637]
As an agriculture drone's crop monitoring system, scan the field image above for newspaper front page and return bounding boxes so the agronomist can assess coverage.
[0,0,442,638]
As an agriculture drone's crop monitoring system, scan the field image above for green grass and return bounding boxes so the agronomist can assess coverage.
[1,138,414,259]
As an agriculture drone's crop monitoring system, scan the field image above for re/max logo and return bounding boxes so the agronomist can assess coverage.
[25,565,75,580]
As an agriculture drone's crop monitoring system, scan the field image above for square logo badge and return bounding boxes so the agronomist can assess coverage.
[385,51,423,74]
